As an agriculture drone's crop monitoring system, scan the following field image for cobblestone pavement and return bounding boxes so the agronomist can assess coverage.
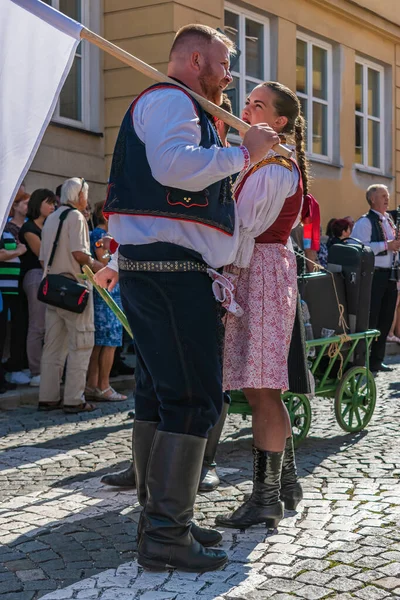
[0,358,400,600]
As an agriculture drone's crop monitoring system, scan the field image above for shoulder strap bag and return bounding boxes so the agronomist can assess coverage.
[37,207,90,313]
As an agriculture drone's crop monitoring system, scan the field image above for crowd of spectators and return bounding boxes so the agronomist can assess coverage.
[0,178,133,400]
[2,175,399,399]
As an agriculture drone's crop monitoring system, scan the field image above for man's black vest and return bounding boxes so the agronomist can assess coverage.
[364,209,394,256]
[104,83,235,236]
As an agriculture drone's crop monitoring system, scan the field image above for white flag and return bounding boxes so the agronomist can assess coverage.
[0,0,83,232]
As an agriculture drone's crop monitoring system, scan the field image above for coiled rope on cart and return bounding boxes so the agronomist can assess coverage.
[295,250,351,379]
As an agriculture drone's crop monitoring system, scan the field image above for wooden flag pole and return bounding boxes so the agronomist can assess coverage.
[80,27,292,158]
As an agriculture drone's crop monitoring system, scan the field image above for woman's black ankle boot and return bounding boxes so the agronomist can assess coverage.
[215,446,284,530]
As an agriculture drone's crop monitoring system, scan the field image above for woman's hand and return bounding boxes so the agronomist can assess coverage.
[16,243,27,256]
[93,266,119,292]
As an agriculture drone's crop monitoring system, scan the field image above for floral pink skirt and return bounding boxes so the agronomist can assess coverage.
[223,243,297,391]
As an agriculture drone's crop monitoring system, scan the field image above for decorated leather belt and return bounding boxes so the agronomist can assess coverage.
[118,256,208,273]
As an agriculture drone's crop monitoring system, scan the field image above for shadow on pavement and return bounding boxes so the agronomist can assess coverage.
[1,486,255,599]
[0,419,133,473]
[51,421,369,492]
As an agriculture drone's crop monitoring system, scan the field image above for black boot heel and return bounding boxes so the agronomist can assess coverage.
[281,488,303,511]
[282,498,298,511]
[265,517,282,529]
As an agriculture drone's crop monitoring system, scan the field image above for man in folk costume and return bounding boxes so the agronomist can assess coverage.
[352,184,400,372]
[101,93,236,494]
[96,24,278,572]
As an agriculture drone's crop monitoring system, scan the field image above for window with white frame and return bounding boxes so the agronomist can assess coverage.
[296,33,332,160]
[355,58,384,171]
[224,4,269,137]
[42,0,88,127]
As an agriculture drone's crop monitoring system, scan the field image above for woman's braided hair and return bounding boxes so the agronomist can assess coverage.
[262,81,310,196]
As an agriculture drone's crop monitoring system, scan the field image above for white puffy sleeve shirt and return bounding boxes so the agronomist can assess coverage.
[351,213,394,268]
[233,158,300,268]
[107,88,245,269]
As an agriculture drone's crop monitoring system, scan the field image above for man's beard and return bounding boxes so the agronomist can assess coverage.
[199,62,223,105]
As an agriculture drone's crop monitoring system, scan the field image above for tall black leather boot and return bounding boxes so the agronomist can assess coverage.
[134,421,222,548]
[198,402,229,493]
[280,436,303,510]
[101,428,136,488]
[138,431,228,572]
[133,420,159,505]
[215,447,284,530]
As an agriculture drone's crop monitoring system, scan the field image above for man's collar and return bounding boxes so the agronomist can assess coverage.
[371,209,387,220]
[64,202,78,211]
[168,76,193,91]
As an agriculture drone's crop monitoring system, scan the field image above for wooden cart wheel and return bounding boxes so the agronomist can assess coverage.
[283,392,312,446]
[334,366,376,432]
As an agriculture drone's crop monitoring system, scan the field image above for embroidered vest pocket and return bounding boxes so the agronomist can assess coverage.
[166,188,209,209]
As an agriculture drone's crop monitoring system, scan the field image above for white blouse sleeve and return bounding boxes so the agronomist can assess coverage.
[233,164,299,268]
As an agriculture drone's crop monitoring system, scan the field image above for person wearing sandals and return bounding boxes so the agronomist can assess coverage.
[215,82,309,531]
[38,178,104,414]
[85,202,127,403]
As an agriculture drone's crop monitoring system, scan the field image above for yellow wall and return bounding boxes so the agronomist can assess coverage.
[103,0,224,174]
[244,0,398,225]
[25,6,105,207]
[102,0,400,226]
[350,0,400,28]
[26,125,105,207]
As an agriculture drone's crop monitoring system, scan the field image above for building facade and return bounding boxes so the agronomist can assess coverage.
[26,0,400,226]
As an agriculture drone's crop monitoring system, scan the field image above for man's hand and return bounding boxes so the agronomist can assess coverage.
[388,239,400,252]
[242,124,281,164]
[94,266,119,292]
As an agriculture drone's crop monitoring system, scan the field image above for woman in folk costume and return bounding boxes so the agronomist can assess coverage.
[216,81,310,530]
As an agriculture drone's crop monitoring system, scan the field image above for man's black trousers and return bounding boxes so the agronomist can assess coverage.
[119,258,223,438]
[369,269,398,368]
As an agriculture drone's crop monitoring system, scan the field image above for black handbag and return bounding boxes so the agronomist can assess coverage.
[37,207,90,314]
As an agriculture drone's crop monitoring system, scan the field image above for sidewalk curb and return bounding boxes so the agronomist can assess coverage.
[0,374,135,410]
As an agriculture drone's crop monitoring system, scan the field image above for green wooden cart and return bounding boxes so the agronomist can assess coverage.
[229,329,379,445]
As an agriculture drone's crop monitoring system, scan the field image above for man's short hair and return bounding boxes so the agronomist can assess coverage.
[366,184,388,205]
[169,24,235,60]
[61,177,89,205]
